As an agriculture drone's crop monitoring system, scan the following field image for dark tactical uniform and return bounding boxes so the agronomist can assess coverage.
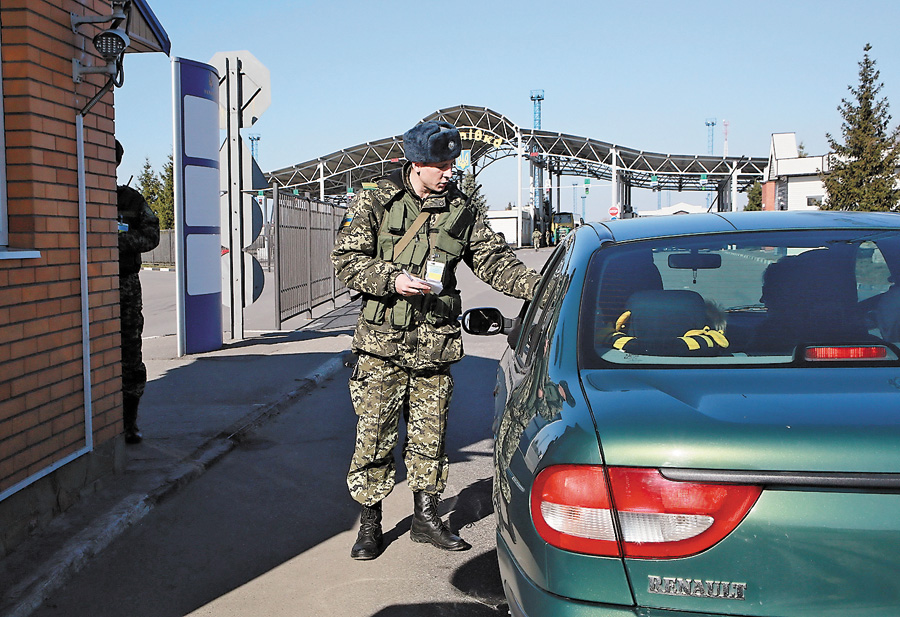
[117,184,159,436]
[332,164,540,506]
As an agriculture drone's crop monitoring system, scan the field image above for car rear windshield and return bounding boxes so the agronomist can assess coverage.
[579,228,900,367]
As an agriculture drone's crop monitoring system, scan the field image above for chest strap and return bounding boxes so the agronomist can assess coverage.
[393,210,430,259]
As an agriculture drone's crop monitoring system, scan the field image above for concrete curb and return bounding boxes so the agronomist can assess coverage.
[2,352,352,617]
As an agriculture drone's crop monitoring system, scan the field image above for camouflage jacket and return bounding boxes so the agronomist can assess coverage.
[117,185,160,276]
[331,164,540,370]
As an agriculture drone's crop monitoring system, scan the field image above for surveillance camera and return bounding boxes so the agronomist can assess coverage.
[93,28,130,61]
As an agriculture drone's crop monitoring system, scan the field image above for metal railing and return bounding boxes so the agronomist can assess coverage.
[273,188,350,328]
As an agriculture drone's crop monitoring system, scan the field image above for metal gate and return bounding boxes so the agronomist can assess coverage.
[273,189,349,328]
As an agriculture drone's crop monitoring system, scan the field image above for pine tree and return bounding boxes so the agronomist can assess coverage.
[822,44,900,212]
[136,157,161,212]
[154,154,175,229]
[744,181,762,211]
[459,169,488,215]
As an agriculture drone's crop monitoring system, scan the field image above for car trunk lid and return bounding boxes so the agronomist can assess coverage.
[583,367,900,473]
[582,367,900,616]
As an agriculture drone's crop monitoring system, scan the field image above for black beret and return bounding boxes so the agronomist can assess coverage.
[403,121,462,163]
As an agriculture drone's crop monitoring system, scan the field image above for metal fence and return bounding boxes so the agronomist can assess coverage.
[142,194,350,329]
[274,189,350,327]
[142,229,269,268]
[143,229,176,266]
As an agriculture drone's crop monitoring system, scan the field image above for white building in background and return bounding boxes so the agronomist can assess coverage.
[486,209,534,246]
[761,133,829,211]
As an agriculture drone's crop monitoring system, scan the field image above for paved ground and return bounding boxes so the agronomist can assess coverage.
[0,247,552,617]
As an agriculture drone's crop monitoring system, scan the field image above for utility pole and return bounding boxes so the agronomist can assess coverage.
[530,89,545,233]
[722,120,729,157]
[705,118,716,208]
[706,118,716,154]
[531,89,544,130]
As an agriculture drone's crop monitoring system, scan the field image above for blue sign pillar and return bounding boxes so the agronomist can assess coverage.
[173,58,222,355]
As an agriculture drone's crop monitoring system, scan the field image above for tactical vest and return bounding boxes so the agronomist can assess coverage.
[361,170,476,330]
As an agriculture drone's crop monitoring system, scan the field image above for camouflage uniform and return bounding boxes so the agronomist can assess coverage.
[117,185,160,432]
[332,164,540,506]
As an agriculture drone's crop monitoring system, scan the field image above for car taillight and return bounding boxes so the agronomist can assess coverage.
[531,465,620,556]
[531,465,761,559]
[804,345,889,361]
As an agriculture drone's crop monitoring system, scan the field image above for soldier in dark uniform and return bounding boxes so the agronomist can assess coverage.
[115,140,160,444]
[332,121,541,560]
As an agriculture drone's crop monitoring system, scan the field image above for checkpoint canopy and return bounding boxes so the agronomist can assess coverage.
[265,105,768,204]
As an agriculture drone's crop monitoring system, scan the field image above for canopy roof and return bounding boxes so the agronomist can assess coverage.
[266,105,767,197]
[124,0,171,55]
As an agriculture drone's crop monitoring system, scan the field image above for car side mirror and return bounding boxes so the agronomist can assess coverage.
[461,307,507,336]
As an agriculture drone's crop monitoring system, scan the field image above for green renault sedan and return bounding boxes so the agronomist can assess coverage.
[463,211,900,617]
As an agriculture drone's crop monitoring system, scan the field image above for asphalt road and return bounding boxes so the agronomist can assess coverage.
[28,248,551,617]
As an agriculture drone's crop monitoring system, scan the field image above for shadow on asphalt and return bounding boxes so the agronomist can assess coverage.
[27,353,509,617]
[370,602,507,616]
[451,549,508,609]
[217,326,356,350]
[449,477,494,532]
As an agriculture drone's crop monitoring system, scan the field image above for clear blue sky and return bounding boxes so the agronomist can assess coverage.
[114,0,900,220]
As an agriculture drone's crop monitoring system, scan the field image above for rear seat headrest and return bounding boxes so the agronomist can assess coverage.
[625,289,707,340]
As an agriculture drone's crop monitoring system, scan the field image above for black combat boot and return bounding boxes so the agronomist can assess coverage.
[123,393,142,444]
[350,502,383,560]
[410,491,471,551]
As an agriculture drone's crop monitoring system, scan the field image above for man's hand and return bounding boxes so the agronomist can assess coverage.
[395,270,432,297]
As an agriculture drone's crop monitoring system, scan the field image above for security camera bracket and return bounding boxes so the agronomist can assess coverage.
[70,1,128,33]
[72,58,117,84]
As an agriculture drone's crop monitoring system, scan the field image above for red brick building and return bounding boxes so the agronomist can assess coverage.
[0,0,168,555]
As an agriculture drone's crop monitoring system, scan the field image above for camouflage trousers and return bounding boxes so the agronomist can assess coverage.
[120,273,147,399]
[347,353,453,506]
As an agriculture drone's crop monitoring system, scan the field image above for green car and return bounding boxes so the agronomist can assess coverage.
[463,211,900,617]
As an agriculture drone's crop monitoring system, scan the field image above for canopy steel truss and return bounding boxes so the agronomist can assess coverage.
[266,104,767,200]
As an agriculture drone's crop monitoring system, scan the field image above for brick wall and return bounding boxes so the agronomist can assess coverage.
[0,0,122,506]
[761,180,777,211]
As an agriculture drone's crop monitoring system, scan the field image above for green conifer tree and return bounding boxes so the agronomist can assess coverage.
[459,169,488,215]
[744,181,762,211]
[822,44,900,211]
[136,157,161,212]
[154,154,175,229]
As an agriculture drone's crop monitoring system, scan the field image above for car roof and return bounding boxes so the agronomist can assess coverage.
[588,211,900,243]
